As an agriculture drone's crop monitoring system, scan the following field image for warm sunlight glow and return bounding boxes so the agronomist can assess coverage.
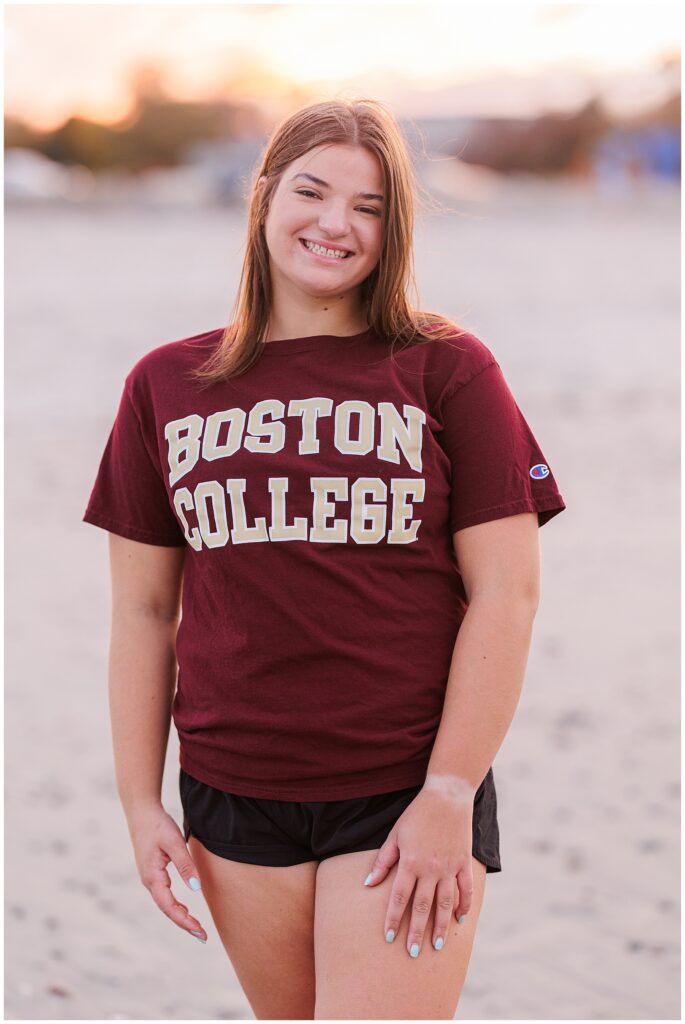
[5,3,680,130]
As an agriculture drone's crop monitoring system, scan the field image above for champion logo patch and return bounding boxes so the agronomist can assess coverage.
[530,463,549,479]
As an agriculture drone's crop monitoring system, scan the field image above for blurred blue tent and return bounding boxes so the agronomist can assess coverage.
[593,124,680,181]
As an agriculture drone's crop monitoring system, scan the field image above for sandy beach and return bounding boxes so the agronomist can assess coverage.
[5,171,680,1019]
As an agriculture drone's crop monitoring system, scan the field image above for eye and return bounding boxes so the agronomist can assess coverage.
[295,189,381,216]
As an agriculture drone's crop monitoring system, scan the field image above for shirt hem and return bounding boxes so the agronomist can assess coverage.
[179,749,431,801]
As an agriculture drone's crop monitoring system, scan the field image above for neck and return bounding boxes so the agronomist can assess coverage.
[264,291,368,343]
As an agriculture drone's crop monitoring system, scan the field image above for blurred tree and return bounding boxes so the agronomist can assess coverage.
[457,100,610,177]
[4,115,42,150]
[120,97,244,171]
[42,117,123,170]
[7,60,266,173]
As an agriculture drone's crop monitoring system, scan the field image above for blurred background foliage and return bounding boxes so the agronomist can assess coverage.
[5,58,680,180]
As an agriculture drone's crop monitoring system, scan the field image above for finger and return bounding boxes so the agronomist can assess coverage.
[166,835,203,892]
[382,863,416,946]
[146,868,208,941]
[150,878,207,939]
[454,862,474,924]
[363,832,399,887]
[431,875,456,951]
[405,875,437,958]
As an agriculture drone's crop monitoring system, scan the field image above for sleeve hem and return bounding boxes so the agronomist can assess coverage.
[451,494,566,534]
[82,507,186,547]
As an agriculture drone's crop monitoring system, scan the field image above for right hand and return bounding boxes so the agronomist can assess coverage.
[127,803,208,942]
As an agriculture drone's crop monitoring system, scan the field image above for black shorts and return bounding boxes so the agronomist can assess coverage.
[179,766,501,873]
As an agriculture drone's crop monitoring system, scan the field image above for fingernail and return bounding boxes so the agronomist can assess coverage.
[385,929,395,943]
[457,914,467,925]
[434,936,444,950]
[190,931,206,943]
[409,943,420,958]
[188,876,201,891]
[363,872,373,886]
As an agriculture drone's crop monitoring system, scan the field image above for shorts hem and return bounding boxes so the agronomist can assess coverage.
[186,828,316,867]
[334,838,502,874]
[473,851,502,873]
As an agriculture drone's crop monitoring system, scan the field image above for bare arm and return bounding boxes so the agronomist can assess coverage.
[425,510,540,793]
[106,533,207,943]
[108,532,185,820]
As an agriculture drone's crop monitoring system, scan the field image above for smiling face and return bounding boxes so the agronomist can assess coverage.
[260,143,385,308]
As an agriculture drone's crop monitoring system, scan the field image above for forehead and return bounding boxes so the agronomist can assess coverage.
[286,143,384,190]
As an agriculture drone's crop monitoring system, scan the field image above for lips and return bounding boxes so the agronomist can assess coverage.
[299,237,354,258]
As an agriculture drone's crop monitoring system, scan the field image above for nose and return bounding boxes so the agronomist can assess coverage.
[316,201,352,241]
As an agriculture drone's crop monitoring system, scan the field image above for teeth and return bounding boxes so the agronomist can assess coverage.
[303,239,350,259]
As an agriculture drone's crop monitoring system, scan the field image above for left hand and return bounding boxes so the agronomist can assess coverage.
[362,785,475,957]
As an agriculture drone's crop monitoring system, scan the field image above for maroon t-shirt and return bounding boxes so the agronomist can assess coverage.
[83,325,566,799]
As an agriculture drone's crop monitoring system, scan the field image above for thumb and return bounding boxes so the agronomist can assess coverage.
[168,835,203,892]
[363,831,399,886]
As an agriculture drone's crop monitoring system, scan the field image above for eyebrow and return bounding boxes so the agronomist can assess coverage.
[290,172,385,203]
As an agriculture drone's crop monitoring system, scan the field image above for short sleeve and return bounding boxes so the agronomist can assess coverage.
[82,383,186,546]
[440,360,566,534]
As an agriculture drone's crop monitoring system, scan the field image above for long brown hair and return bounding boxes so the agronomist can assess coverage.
[190,97,467,387]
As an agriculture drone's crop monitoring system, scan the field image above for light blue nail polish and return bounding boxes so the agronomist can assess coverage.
[458,914,466,925]
[363,872,373,886]
[410,943,419,958]
[189,876,201,891]
[385,929,395,943]
[434,936,444,950]
[190,931,206,943]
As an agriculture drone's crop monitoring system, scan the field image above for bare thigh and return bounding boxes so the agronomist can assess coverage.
[314,849,487,1020]
[188,836,319,1020]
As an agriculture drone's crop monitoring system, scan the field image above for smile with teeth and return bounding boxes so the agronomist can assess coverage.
[301,238,353,259]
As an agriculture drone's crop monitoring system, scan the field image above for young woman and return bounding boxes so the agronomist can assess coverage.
[84,98,566,1019]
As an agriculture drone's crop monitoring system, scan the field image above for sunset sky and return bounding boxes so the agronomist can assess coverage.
[5,2,681,130]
